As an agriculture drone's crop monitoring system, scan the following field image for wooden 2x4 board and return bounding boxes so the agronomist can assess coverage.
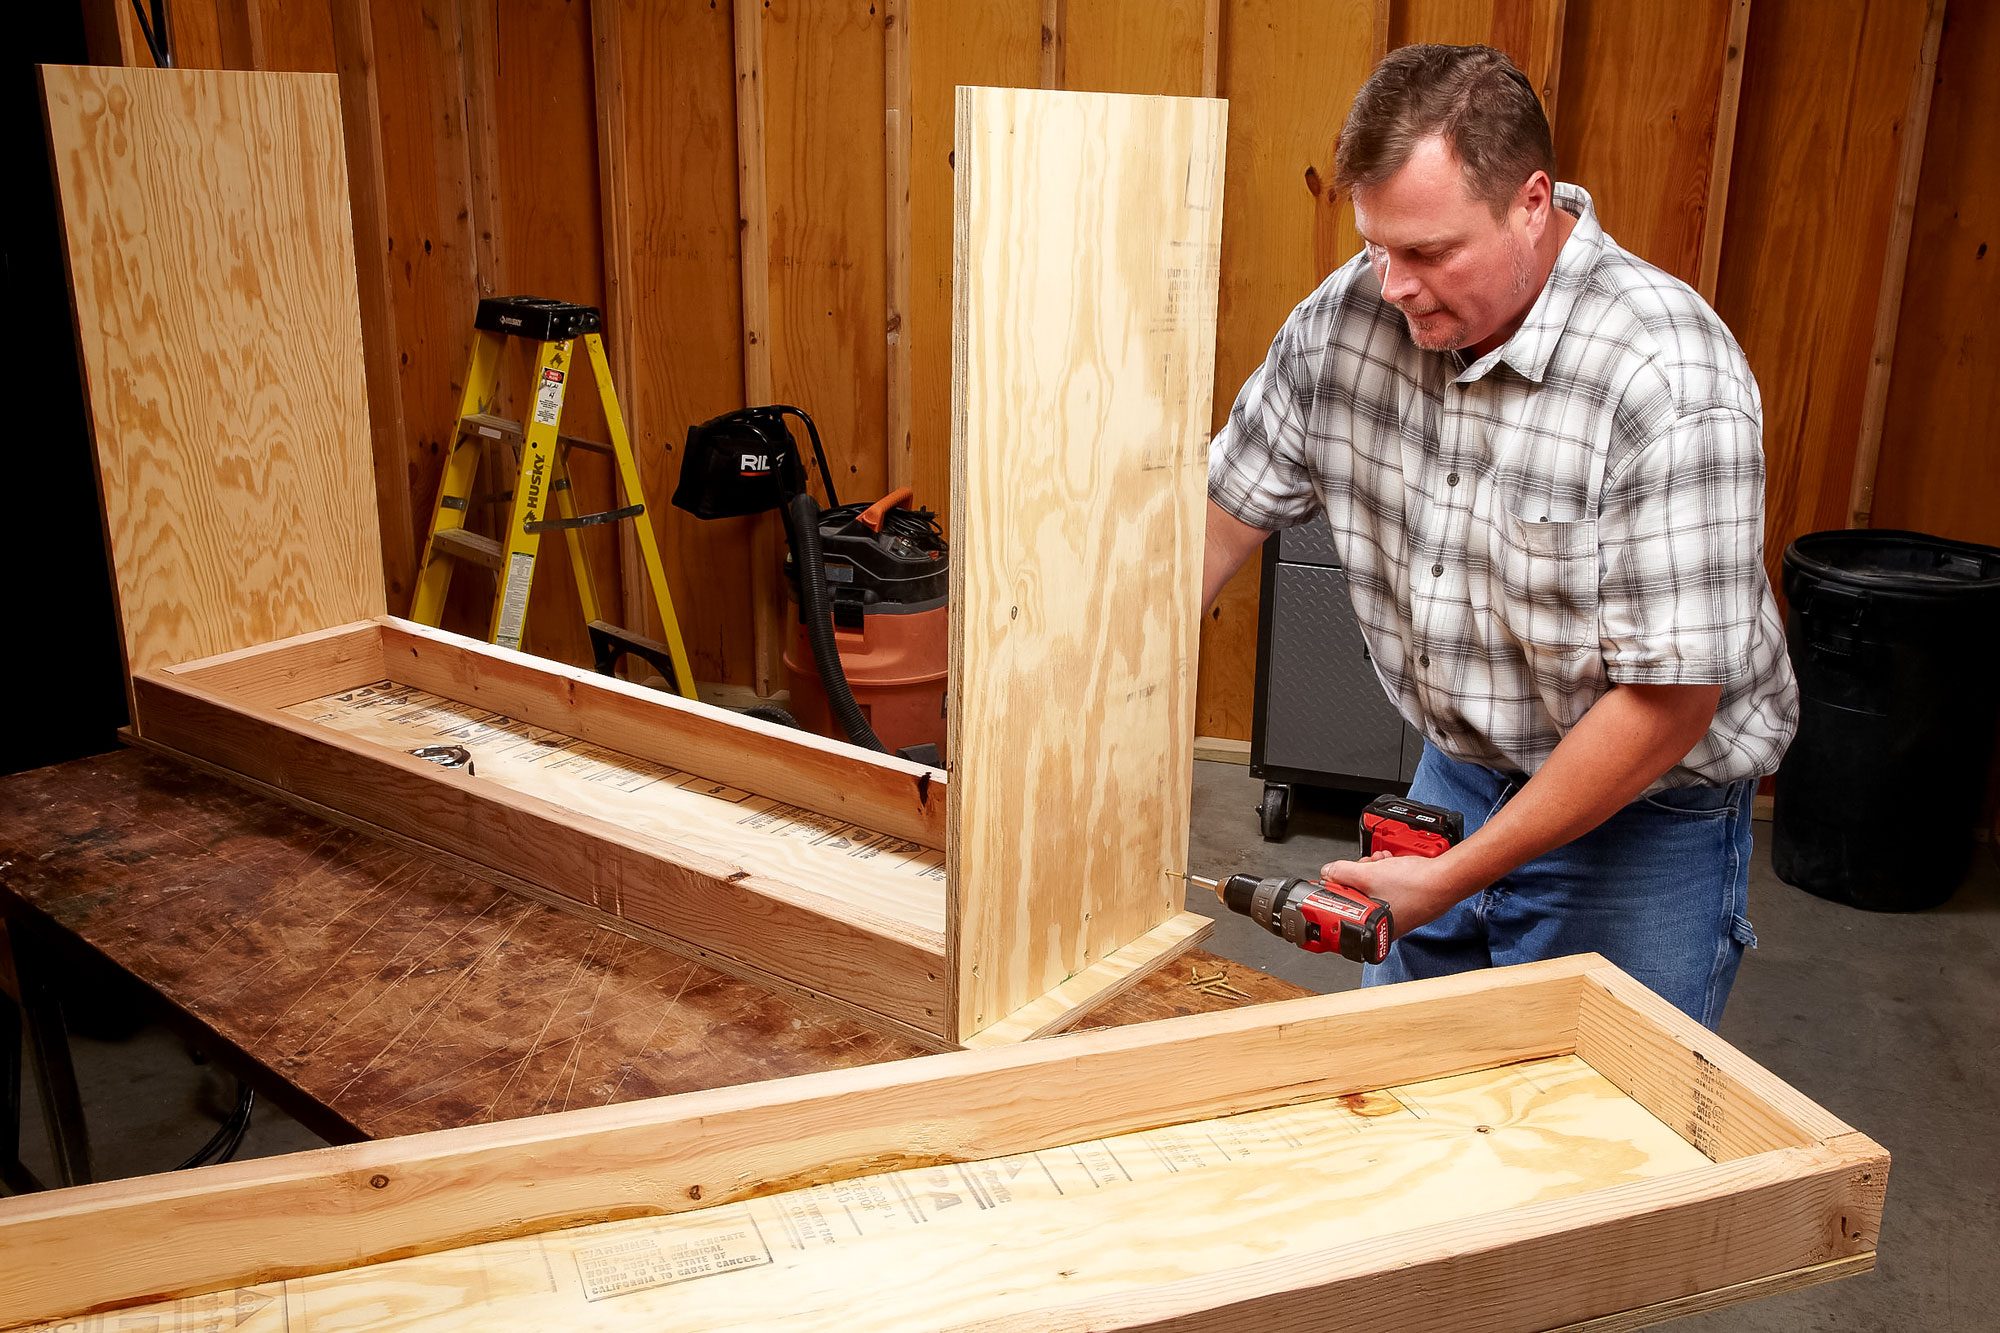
[41,65,1226,1046]
[0,956,1888,1330]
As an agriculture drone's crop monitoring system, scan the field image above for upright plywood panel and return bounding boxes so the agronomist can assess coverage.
[1555,0,1738,288]
[42,66,385,680]
[1872,0,1999,547]
[907,0,1043,531]
[948,87,1226,1037]
[1196,0,1382,742]
[1714,0,1931,593]
[612,0,757,684]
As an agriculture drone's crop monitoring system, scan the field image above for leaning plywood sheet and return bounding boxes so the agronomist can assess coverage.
[41,66,384,680]
[0,958,1887,1331]
[948,87,1226,1040]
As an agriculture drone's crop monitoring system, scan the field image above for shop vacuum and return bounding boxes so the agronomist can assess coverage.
[671,405,948,765]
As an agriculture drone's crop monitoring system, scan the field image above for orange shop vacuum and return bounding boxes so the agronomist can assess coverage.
[670,405,948,765]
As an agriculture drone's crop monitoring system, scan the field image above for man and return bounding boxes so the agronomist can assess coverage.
[1203,44,1797,1027]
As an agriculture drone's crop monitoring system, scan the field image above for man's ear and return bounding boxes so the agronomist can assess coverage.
[1516,170,1553,238]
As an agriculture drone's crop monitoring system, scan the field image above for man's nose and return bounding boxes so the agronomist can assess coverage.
[1379,256,1421,304]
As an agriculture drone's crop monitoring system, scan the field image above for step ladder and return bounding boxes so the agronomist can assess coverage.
[411,296,697,698]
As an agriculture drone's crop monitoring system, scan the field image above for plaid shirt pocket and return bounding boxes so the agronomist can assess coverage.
[1492,509,1599,659]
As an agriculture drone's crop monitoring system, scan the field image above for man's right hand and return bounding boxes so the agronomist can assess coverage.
[1202,500,1272,613]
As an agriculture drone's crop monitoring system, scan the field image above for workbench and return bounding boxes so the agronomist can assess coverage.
[0,748,1303,1189]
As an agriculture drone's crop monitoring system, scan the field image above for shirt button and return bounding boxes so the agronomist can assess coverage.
[1431,562,1445,577]
[1418,653,1431,667]
[1446,472,1460,486]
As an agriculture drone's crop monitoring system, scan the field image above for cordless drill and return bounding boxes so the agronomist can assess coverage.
[1182,795,1464,966]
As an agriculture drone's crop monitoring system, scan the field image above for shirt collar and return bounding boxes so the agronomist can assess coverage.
[1453,182,1603,385]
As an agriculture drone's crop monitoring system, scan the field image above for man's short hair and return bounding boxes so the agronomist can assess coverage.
[1333,44,1556,215]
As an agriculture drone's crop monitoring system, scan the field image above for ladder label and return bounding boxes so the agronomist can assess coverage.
[534,367,567,426]
[496,552,536,648]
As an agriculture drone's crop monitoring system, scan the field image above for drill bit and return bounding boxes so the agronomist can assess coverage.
[1174,871,1225,903]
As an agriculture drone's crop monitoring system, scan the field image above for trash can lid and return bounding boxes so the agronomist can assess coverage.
[1784,529,2000,601]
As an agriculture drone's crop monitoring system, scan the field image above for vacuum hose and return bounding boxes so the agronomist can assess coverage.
[783,491,885,753]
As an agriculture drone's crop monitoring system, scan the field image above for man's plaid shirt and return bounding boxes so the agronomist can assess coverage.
[1209,184,1797,787]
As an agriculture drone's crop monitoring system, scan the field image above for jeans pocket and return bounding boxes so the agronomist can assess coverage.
[1640,782,1741,819]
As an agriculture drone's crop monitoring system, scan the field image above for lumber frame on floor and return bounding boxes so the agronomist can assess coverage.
[0,957,1886,1331]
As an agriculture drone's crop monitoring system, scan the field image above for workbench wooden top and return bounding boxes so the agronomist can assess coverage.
[0,749,1305,1143]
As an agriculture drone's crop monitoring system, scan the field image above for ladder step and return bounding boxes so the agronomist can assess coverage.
[460,412,613,456]
[432,527,504,571]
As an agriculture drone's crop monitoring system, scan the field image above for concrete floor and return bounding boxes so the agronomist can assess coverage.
[13,760,1998,1328]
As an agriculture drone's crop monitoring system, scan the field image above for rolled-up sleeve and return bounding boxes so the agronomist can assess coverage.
[1597,406,1767,686]
[1207,314,1320,532]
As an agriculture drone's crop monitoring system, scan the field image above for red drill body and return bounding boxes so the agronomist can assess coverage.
[1187,795,1464,966]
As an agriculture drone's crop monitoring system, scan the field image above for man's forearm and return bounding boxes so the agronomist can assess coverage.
[1327,682,1726,933]
[1436,682,1724,896]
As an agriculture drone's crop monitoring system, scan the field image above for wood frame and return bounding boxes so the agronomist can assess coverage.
[45,68,1216,1050]
[126,616,1208,1048]
[0,956,1887,1330]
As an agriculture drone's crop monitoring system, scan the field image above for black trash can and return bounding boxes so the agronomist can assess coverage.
[1773,529,2000,910]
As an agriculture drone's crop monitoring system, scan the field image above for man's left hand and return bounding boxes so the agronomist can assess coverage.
[1319,851,1473,940]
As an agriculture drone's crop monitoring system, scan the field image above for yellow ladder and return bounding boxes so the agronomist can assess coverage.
[411,296,696,698]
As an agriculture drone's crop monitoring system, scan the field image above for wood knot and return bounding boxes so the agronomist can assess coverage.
[688,1184,703,1201]
[369,1175,390,1190]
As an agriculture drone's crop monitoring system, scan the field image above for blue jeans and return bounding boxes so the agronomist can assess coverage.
[1362,744,1759,1028]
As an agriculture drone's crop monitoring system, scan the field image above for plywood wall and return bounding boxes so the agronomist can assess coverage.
[73,0,1997,750]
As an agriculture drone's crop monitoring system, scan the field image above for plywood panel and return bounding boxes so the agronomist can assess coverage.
[42,65,385,680]
[1713,0,1931,592]
[1872,0,1999,546]
[1389,0,1566,120]
[1196,0,1382,741]
[1555,0,1735,286]
[762,1,891,517]
[948,87,1225,1037]
[908,0,1043,531]
[491,0,619,667]
[1061,0,1208,95]
[612,0,756,683]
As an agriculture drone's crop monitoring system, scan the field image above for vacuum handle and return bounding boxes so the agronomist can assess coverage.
[859,488,914,534]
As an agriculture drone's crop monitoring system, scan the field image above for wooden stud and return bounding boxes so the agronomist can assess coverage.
[1201,0,1223,98]
[453,0,504,298]
[330,0,419,616]
[1040,0,1066,89]
[1847,0,1947,529]
[884,0,914,492]
[589,0,655,642]
[733,0,784,696]
[216,0,265,68]
[1697,0,1754,301]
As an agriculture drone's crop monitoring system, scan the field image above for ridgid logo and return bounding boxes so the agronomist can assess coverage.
[740,454,772,476]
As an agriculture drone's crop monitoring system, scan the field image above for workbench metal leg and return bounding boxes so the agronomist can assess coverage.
[11,920,93,1188]
[1,991,41,1193]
